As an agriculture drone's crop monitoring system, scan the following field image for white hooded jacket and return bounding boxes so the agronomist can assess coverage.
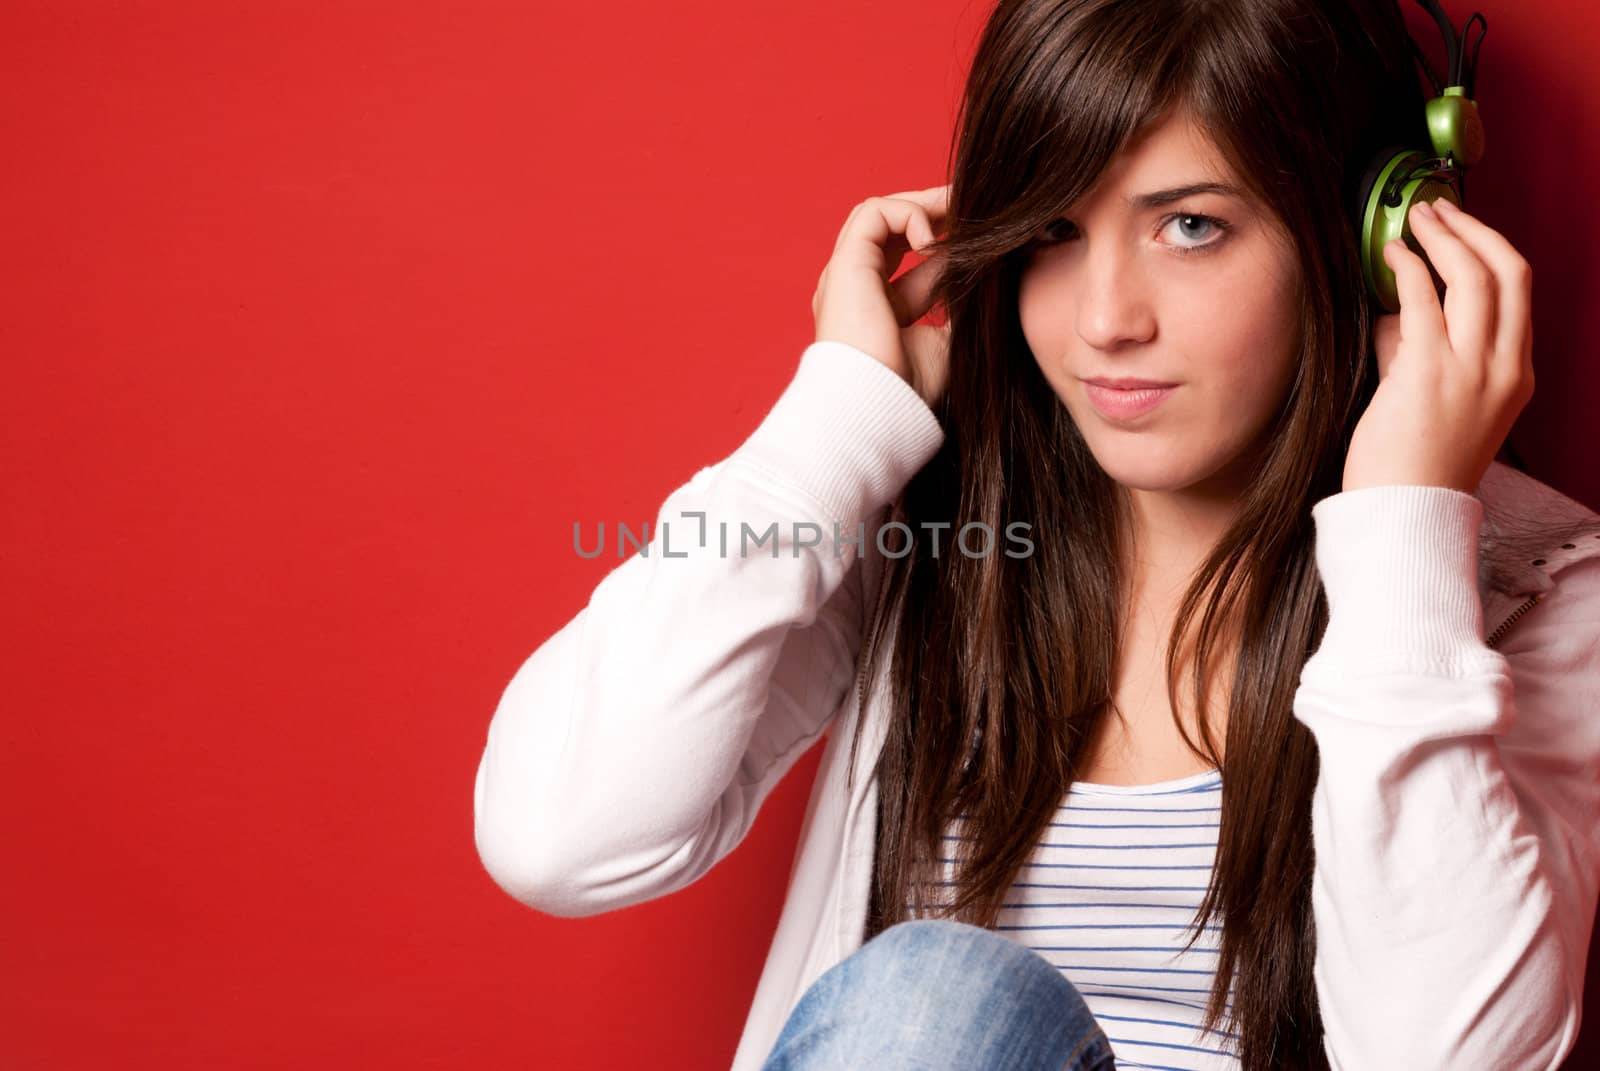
[474,340,1600,1071]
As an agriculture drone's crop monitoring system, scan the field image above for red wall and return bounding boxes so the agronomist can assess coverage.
[3,2,1596,1068]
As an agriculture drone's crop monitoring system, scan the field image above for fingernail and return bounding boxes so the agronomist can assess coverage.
[1433,198,1460,214]
[1414,202,1436,222]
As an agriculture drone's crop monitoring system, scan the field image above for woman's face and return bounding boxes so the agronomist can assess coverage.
[1017,109,1302,500]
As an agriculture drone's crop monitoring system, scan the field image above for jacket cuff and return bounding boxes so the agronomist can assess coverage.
[729,340,946,528]
[1308,484,1500,676]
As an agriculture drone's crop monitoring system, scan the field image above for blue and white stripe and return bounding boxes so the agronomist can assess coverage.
[923,767,1239,1070]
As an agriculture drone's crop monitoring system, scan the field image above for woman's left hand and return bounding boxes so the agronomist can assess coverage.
[1343,197,1535,494]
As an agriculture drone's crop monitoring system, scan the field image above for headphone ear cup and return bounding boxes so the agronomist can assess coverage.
[1353,146,1405,222]
[1353,146,1408,308]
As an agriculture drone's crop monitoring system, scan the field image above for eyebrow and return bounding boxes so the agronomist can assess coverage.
[1125,181,1246,209]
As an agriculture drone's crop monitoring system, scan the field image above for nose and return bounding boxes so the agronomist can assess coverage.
[1074,241,1157,351]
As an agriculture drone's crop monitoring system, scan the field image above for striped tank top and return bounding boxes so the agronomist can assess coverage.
[929,767,1238,1070]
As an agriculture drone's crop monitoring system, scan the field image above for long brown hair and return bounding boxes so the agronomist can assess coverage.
[842,2,1599,1068]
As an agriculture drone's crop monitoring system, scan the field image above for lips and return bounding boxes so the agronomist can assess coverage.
[1083,380,1177,421]
[1083,376,1179,390]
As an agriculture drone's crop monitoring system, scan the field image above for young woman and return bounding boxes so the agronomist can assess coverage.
[474,1,1600,1068]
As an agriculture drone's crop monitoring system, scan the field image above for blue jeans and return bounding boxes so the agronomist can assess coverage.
[760,918,1118,1070]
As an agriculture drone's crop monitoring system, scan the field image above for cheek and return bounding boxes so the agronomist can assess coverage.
[1016,268,1055,363]
[1199,304,1301,434]
[1017,265,1087,396]
[1203,259,1300,384]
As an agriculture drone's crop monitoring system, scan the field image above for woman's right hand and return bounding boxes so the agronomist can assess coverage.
[811,184,952,410]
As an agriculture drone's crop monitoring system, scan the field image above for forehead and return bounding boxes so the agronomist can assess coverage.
[1081,109,1250,210]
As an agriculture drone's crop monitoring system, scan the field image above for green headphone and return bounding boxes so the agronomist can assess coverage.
[1355,0,1488,313]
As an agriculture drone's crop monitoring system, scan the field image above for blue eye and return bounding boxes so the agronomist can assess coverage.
[1164,212,1230,255]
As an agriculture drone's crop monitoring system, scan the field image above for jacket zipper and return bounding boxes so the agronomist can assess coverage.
[1486,592,1543,650]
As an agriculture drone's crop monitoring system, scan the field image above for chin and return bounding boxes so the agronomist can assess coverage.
[1070,418,1171,474]
[1097,463,1198,493]
[1084,438,1219,494]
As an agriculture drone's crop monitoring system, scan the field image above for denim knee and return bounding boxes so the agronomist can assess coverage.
[761,918,1115,1071]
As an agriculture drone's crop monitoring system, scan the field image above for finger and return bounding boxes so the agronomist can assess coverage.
[867,200,941,281]
[883,184,953,221]
[833,194,940,268]
[883,190,951,255]
[1407,201,1496,371]
[885,200,937,269]
[1383,232,1447,359]
[888,251,945,328]
[1430,198,1534,379]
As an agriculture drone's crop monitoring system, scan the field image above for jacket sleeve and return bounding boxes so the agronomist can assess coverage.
[473,340,945,918]
[1292,484,1600,1071]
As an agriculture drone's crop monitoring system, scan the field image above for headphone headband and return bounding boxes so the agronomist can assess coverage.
[1354,0,1489,313]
